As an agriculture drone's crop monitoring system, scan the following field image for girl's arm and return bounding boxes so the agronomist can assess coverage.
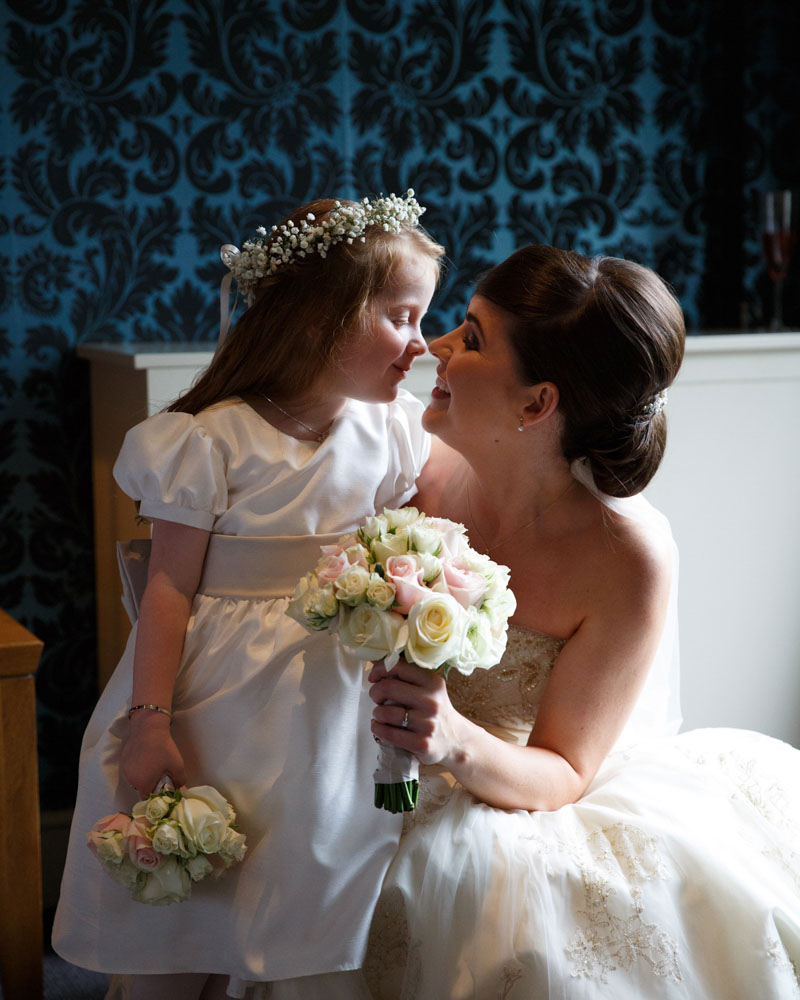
[369,535,671,812]
[121,518,210,798]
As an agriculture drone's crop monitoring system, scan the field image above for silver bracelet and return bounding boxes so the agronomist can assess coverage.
[128,703,172,721]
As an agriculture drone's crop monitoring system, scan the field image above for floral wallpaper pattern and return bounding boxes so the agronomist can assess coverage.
[1,0,797,808]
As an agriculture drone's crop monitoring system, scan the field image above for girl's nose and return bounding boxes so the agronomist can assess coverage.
[407,329,427,357]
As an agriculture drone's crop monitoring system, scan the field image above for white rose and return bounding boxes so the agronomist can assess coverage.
[150,820,188,857]
[366,572,396,610]
[449,607,507,674]
[173,796,228,855]
[142,793,173,824]
[371,528,411,564]
[218,828,248,865]
[360,514,389,542]
[181,785,230,815]
[482,588,517,633]
[107,857,141,890]
[132,856,191,905]
[311,584,339,619]
[383,506,420,530]
[95,830,126,865]
[185,853,214,882]
[286,576,339,631]
[404,593,468,670]
[459,547,493,577]
[408,523,443,555]
[479,560,512,598]
[336,604,405,661]
[417,552,443,583]
[344,543,370,569]
[334,564,371,606]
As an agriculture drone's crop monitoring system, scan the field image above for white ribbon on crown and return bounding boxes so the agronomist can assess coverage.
[218,244,241,350]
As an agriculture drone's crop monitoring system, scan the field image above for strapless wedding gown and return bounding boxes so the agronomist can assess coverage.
[364,626,800,1000]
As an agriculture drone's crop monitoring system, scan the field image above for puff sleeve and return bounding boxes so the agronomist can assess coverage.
[374,389,431,511]
[113,412,228,531]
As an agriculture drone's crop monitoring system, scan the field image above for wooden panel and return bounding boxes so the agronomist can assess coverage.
[0,611,43,1000]
[86,364,150,689]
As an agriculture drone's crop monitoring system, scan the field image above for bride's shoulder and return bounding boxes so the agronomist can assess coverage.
[593,503,673,612]
[408,437,465,515]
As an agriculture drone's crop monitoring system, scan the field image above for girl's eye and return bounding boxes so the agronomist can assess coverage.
[462,330,479,351]
[393,316,409,328]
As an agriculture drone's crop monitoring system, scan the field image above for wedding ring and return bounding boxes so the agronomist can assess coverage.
[401,709,410,729]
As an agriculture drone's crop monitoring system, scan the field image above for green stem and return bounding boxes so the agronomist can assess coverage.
[374,779,419,813]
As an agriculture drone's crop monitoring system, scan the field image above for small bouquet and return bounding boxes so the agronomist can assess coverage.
[287,508,516,811]
[87,782,247,905]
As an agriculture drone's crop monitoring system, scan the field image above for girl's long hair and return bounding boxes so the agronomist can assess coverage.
[169,199,444,415]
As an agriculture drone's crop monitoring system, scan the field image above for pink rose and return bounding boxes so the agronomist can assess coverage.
[385,555,429,614]
[442,562,488,609]
[126,815,162,872]
[315,550,350,586]
[418,517,467,560]
[87,812,131,854]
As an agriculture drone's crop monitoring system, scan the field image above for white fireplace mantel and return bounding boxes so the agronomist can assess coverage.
[78,333,800,747]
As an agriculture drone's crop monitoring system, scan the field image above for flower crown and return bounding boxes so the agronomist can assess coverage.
[220,189,426,306]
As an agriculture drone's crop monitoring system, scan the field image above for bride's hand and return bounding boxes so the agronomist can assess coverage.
[368,657,466,767]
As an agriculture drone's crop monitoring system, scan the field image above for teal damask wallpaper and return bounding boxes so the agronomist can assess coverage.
[1,0,798,807]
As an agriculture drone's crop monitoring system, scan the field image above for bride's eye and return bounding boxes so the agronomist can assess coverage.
[462,330,479,351]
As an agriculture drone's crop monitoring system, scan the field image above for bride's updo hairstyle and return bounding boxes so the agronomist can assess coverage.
[170,195,444,415]
[476,244,685,497]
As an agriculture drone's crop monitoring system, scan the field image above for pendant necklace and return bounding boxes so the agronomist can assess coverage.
[256,392,332,443]
[466,478,577,555]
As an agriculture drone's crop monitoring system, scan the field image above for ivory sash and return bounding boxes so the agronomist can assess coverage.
[117,532,343,623]
[197,533,342,598]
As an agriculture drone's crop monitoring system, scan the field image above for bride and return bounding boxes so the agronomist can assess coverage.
[363,244,800,999]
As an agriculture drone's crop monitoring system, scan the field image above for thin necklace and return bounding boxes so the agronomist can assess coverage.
[256,392,332,442]
[466,478,577,554]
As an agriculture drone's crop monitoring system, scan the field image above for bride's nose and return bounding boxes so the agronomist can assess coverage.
[427,327,457,360]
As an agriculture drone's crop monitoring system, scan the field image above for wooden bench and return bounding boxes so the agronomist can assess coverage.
[0,609,44,1000]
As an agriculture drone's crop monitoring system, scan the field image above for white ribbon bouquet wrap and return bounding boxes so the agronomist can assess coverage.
[287,508,517,812]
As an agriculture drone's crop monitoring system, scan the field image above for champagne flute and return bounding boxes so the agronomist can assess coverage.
[761,190,796,331]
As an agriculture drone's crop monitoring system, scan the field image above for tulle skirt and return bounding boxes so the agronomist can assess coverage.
[364,728,800,1000]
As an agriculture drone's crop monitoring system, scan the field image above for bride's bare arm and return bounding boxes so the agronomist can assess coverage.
[369,531,671,812]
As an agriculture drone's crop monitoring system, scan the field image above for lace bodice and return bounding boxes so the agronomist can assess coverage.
[446,625,566,745]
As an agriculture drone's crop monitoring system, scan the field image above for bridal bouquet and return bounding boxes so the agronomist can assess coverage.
[86,783,247,905]
[287,508,516,811]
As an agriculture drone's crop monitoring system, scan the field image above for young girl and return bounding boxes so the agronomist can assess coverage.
[53,191,444,1000]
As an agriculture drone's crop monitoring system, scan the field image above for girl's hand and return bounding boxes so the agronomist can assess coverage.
[368,657,466,767]
[120,712,187,799]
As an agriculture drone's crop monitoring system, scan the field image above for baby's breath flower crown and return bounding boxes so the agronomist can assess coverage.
[220,189,426,305]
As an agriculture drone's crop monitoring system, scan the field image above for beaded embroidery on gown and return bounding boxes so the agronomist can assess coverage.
[364,636,800,998]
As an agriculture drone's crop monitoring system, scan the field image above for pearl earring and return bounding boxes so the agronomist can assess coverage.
[518,416,525,432]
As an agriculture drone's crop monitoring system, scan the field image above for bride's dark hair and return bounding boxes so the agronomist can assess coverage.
[476,245,685,497]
